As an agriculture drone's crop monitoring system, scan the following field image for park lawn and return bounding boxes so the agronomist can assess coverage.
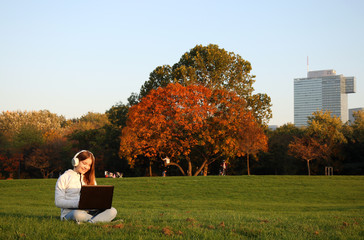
[0,175,363,239]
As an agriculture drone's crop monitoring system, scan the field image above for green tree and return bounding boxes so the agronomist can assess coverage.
[105,97,139,176]
[106,103,129,129]
[140,65,172,100]
[69,106,134,177]
[351,110,364,143]
[342,110,364,174]
[263,124,305,175]
[138,44,272,125]
[106,93,138,129]
[306,110,346,172]
[12,124,44,153]
[66,112,111,176]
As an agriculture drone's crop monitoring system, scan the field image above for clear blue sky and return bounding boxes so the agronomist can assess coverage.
[1,0,363,126]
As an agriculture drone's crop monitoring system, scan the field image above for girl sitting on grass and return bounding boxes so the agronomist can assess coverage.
[55,150,117,223]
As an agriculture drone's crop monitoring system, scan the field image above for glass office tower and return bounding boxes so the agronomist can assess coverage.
[294,70,356,126]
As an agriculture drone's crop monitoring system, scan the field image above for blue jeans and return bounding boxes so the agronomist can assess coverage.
[64,207,117,223]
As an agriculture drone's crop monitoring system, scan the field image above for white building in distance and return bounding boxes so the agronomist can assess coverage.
[294,69,356,126]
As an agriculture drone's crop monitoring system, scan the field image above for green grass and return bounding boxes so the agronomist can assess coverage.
[0,176,363,239]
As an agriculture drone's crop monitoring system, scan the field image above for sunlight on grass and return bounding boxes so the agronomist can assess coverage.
[0,176,363,239]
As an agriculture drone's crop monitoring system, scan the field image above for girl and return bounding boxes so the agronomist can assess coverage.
[55,150,117,223]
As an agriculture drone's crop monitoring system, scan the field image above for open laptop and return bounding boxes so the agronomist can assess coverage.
[78,185,114,210]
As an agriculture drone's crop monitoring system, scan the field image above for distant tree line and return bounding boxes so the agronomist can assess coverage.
[1,44,363,178]
[0,108,362,179]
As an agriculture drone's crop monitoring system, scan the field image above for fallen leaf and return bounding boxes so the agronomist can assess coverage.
[162,227,173,236]
[112,224,124,229]
[207,225,215,229]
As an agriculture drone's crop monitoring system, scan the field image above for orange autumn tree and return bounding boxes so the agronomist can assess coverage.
[236,121,268,175]
[120,83,262,176]
[288,136,326,176]
[192,89,260,176]
[120,83,215,176]
[0,153,22,179]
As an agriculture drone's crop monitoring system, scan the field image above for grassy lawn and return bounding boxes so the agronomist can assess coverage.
[0,175,363,239]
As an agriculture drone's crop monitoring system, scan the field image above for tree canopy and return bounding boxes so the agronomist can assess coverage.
[306,110,346,167]
[139,44,272,125]
[289,136,327,176]
[120,83,267,176]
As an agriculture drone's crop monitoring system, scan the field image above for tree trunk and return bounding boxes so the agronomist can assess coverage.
[247,154,250,176]
[188,160,192,176]
[149,161,152,177]
[166,162,186,176]
[307,160,311,176]
[41,169,47,179]
[203,165,208,176]
[194,160,207,176]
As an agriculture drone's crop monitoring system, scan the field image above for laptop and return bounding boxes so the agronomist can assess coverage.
[78,185,114,210]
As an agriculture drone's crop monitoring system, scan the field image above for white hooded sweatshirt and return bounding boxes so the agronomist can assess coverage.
[55,169,96,219]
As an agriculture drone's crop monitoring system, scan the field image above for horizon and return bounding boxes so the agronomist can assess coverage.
[1,1,363,126]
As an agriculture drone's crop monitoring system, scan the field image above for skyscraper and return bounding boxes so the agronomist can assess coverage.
[294,69,356,126]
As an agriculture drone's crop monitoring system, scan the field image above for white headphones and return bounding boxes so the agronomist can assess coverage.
[72,150,91,167]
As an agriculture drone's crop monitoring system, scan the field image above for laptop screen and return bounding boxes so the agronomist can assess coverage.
[78,185,114,210]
